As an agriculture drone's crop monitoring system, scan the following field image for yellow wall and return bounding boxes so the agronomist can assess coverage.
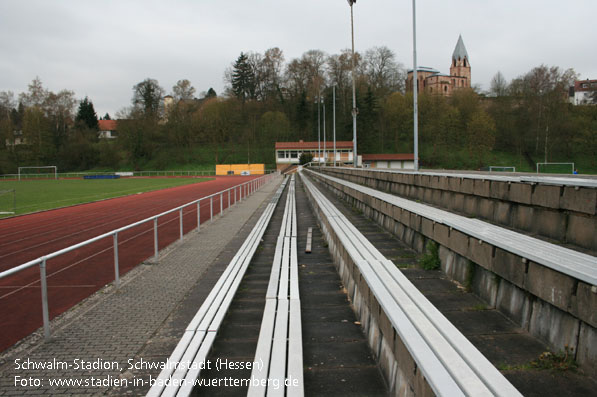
[215,164,265,176]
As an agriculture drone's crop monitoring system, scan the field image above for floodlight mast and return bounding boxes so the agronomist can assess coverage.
[317,94,321,165]
[348,0,358,167]
[412,0,419,170]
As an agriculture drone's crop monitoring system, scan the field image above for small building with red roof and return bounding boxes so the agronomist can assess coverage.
[98,120,118,139]
[275,140,354,170]
[361,153,415,170]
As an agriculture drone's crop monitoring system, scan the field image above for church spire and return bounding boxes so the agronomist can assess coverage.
[452,35,469,63]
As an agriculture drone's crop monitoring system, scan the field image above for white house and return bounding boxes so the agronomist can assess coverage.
[362,153,415,169]
[98,120,118,139]
[275,140,354,171]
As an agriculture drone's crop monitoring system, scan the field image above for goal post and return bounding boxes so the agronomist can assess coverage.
[17,166,58,181]
[0,189,16,215]
[489,166,516,172]
[536,162,574,174]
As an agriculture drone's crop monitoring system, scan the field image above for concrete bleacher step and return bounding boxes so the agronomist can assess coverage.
[312,176,597,396]
[301,171,523,396]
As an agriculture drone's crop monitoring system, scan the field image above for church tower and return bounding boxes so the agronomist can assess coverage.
[450,35,471,88]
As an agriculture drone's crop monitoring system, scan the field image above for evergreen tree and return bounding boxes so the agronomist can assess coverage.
[231,53,256,102]
[75,97,98,130]
[103,113,111,120]
[205,88,217,98]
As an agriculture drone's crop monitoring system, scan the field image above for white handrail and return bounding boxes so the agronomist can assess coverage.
[0,172,278,342]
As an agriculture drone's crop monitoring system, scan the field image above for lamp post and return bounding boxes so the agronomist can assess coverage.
[317,94,321,165]
[333,84,337,167]
[323,94,326,165]
[412,0,419,170]
[348,0,358,167]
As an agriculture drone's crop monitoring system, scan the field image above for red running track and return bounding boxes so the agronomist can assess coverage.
[0,175,260,352]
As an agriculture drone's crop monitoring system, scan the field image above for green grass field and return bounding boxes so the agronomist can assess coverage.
[0,177,213,217]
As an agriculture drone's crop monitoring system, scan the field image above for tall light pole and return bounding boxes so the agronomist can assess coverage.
[348,0,358,167]
[333,84,337,167]
[412,0,419,170]
[317,94,321,165]
[323,94,326,165]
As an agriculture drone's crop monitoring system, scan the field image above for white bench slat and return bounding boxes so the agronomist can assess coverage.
[330,165,597,188]
[377,258,521,396]
[249,175,304,397]
[146,331,196,397]
[207,254,254,332]
[354,258,465,396]
[364,258,496,396]
[305,227,312,253]
[287,299,304,397]
[268,299,289,397]
[290,238,300,300]
[148,177,287,397]
[160,330,207,397]
[177,332,217,397]
[266,236,285,300]
[309,170,597,286]
[186,203,275,332]
[247,299,277,397]
[301,172,522,397]
[198,206,274,332]
[277,237,291,299]
[291,188,298,238]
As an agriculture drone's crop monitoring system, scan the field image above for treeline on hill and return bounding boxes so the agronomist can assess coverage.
[0,47,596,174]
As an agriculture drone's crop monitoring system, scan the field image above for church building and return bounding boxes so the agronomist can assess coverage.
[406,35,471,96]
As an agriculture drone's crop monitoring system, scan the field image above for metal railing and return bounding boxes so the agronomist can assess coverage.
[0,169,279,180]
[0,172,278,341]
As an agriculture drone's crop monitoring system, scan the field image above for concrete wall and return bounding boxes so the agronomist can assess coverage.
[307,170,597,373]
[317,168,597,253]
[302,178,436,397]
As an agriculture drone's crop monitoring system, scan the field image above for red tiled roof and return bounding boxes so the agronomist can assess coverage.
[574,80,597,92]
[361,153,414,161]
[275,141,353,150]
[98,120,117,131]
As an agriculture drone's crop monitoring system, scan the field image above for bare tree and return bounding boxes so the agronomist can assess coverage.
[260,47,285,100]
[363,46,405,94]
[172,79,196,101]
[132,78,165,118]
[0,91,15,119]
[19,77,47,108]
[490,71,508,97]
[284,50,327,100]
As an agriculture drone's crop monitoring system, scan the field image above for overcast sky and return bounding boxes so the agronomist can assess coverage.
[1,0,595,117]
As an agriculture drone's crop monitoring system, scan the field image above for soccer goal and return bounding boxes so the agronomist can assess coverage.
[18,166,58,181]
[489,166,516,172]
[0,189,16,215]
[536,162,574,174]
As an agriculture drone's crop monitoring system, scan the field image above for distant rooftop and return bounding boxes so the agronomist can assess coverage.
[362,153,414,161]
[98,120,117,131]
[407,66,440,74]
[574,79,597,92]
[275,140,353,150]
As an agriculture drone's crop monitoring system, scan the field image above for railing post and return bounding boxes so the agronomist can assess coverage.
[154,218,158,260]
[179,208,184,241]
[228,189,230,211]
[210,196,213,222]
[113,233,120,288]
[39,259,50,340]
[197,201,201,232]
[235,186,237,205]
[220,193,223,216]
